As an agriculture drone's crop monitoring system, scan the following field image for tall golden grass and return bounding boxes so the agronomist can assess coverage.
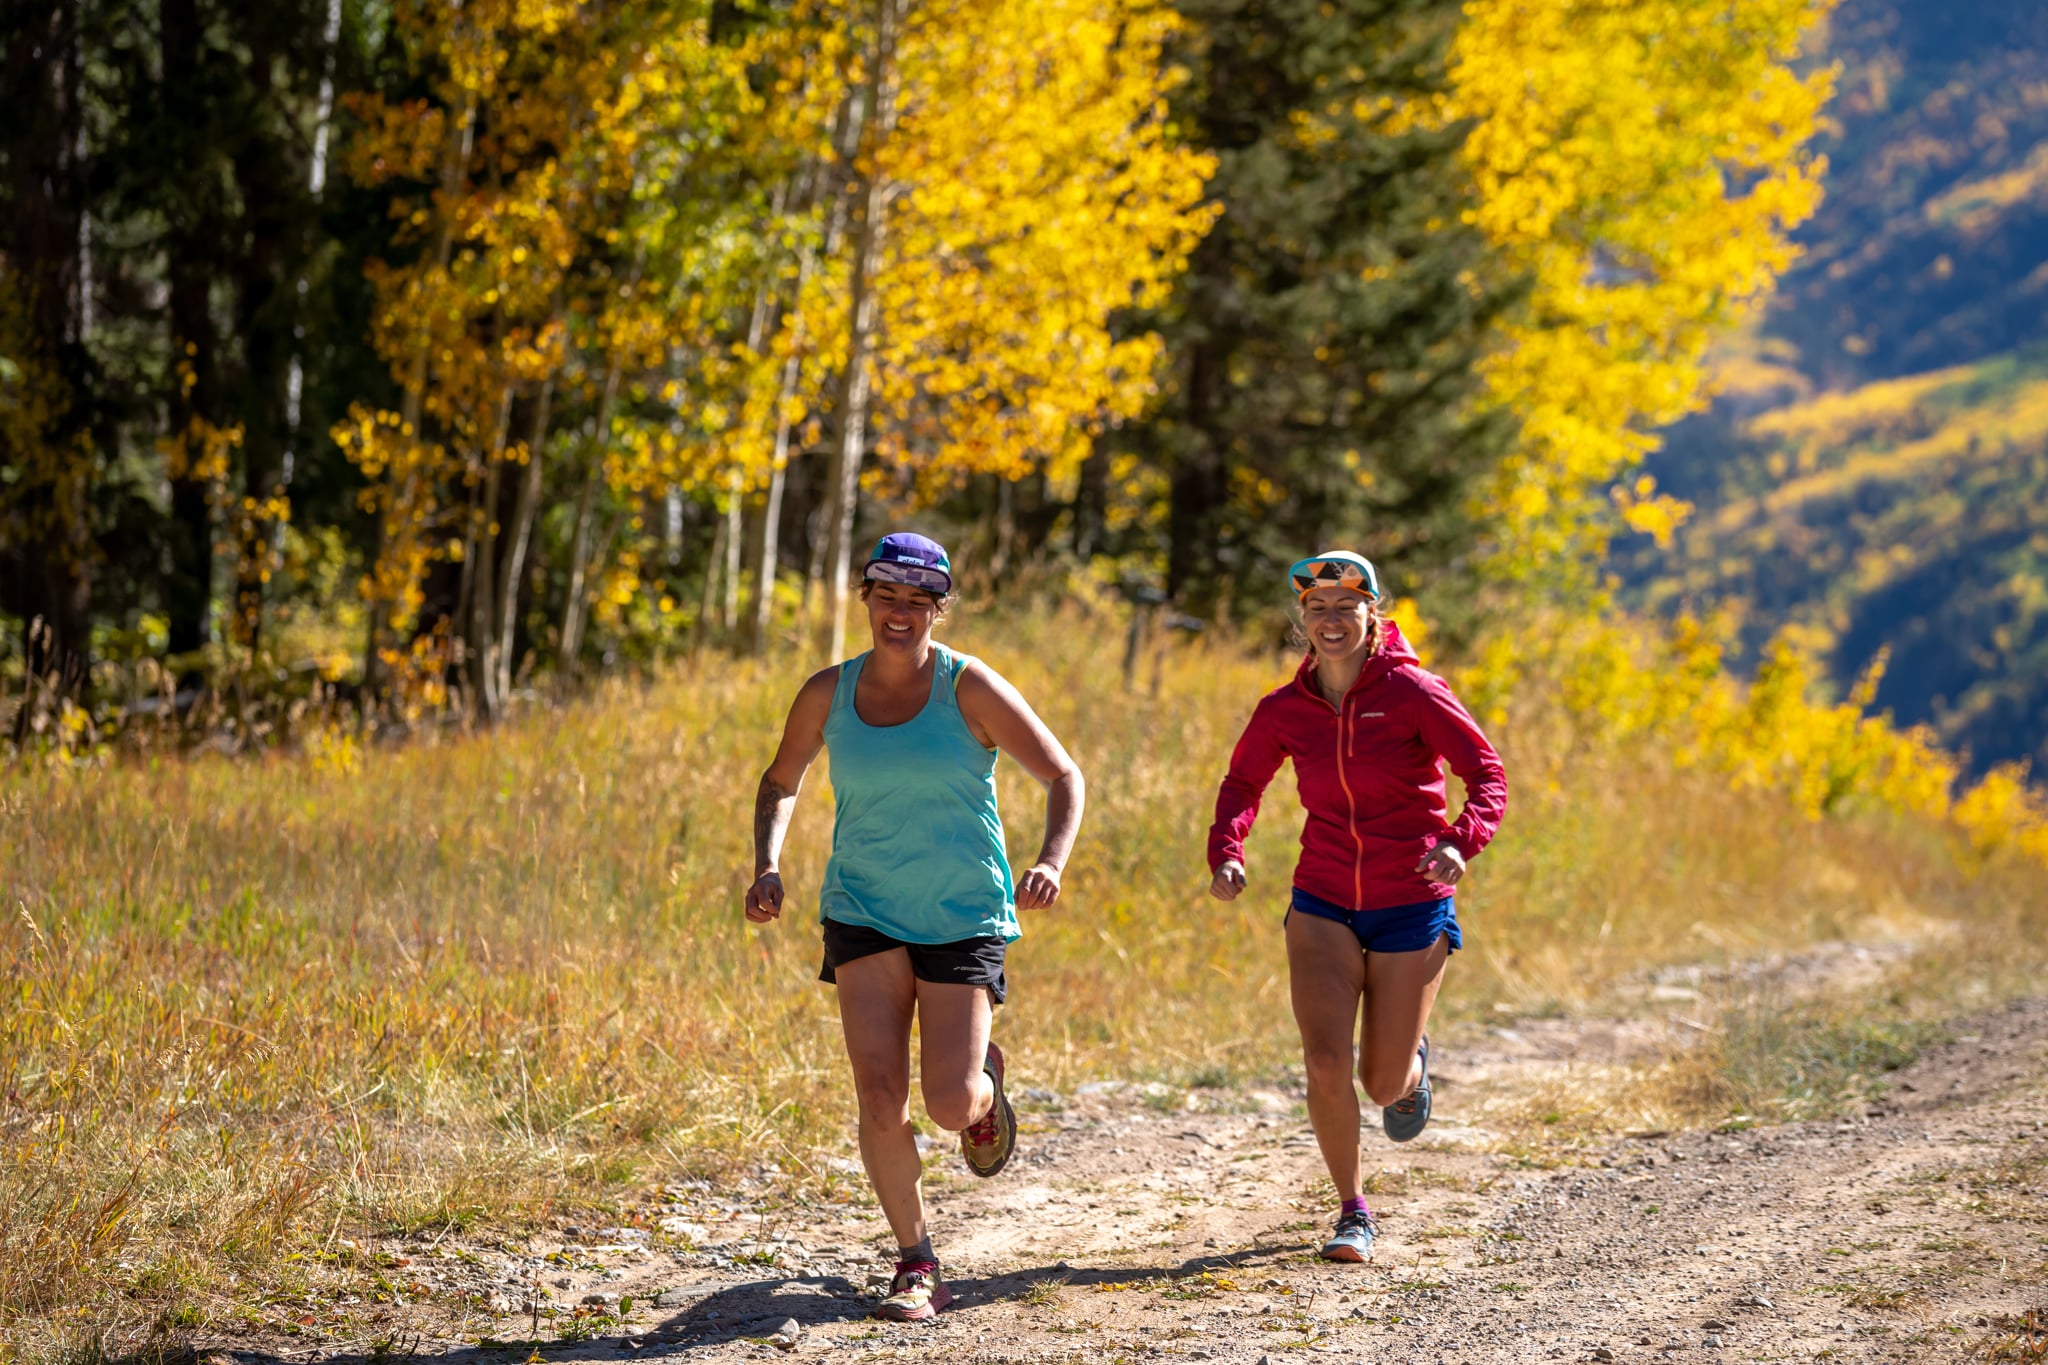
[3,605,2042,1359]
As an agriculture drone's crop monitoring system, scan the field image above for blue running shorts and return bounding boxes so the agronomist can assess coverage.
[1287,887,1462,955]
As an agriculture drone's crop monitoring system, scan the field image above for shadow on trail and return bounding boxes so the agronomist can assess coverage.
[194,1243,1312,1363]
[948,1239,1308,1302]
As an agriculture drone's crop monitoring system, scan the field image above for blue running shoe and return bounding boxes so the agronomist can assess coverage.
[1382,1034,1431,1143]
[1320,1208,1378,1262]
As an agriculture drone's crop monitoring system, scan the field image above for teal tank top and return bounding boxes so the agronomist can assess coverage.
[819,644,1019,943]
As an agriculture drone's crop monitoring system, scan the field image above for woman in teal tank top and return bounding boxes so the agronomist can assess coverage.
[815,642,1017,943]
[744,533,1085,1323]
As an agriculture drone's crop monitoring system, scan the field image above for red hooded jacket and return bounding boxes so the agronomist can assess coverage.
[1207,621,1507,912]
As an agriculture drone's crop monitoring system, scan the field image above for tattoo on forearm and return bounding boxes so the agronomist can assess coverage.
[755,774,793,869]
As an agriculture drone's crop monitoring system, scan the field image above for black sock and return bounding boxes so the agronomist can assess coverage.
[897,1235,935,1267]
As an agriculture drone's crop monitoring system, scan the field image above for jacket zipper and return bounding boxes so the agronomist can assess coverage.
[1312,677,1369,910]
[1341,704,1363,907]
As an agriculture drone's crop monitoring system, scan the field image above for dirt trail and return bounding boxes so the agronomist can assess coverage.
[212,993,2048,1365]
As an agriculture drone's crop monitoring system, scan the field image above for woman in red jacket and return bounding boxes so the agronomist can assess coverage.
[1207,550,1506,1263]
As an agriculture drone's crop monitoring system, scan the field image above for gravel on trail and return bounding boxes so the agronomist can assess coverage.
[199,997,2048,1365]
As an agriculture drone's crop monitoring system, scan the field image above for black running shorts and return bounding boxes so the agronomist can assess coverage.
[819,918,1008,1004]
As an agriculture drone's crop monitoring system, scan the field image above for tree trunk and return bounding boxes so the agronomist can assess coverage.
[748,259,817,653]
[989,475,1016,584]
[466,386,515,720]
[733,224,781,653]
[556,225,644,685]
[363,86,476,696]
[558,460,604,685]
[745,156,828,655]
[819,0,902,663]
[493,378,553,706]
[1073,448,1110,561]
[226,11,283,652]
[452,463,483,679]
[249,0,344,652]
[749,443,792,652]
[163,0,220,669]
[1168,334,1230,611]
[721,473,744,633]
[803,492,829,628]
[558,362,622,684]
[700,497,730,641]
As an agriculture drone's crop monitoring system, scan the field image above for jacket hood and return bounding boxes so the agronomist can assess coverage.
[1293,618,1419,697]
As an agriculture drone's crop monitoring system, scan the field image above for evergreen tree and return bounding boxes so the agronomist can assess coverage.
[0,0,97,699]
[2,0,377,691]
[1127,0,1521,615]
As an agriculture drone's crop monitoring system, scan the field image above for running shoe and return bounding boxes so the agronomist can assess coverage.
[960,1041,1017,1177]
[873,1261,953,1321]
[1320,1208,1379,1262]
[1382,1033,1431,1142]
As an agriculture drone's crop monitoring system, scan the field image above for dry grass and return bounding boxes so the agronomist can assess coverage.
[2,605,2043,1360]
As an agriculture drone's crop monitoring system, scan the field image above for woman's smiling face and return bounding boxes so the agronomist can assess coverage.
[865,580,943,653]
[1300,586,1373,662]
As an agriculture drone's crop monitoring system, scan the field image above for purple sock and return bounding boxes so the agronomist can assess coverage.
[1341,1196,1371,1218]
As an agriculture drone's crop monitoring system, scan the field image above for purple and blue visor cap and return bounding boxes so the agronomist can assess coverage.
[862,532,954,594]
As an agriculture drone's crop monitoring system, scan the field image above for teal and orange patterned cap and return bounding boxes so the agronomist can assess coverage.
[1288,550,1380,601]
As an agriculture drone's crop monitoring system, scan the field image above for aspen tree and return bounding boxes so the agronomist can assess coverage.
[341,1,754,707]
[774,0,1212,657]
[1452,0,1835,587]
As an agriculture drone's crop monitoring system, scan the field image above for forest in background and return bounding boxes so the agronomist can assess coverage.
[2,0,1832,733]
[1634,0,2048,778]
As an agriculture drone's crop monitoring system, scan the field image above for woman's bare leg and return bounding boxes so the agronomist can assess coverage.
[834,948,925,1248]
[1359,933,1450,1107]
[911,980,995,1133]
[1285,912,1368,1201]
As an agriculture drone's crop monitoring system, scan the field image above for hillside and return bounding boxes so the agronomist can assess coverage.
[1632,0,2048,777]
